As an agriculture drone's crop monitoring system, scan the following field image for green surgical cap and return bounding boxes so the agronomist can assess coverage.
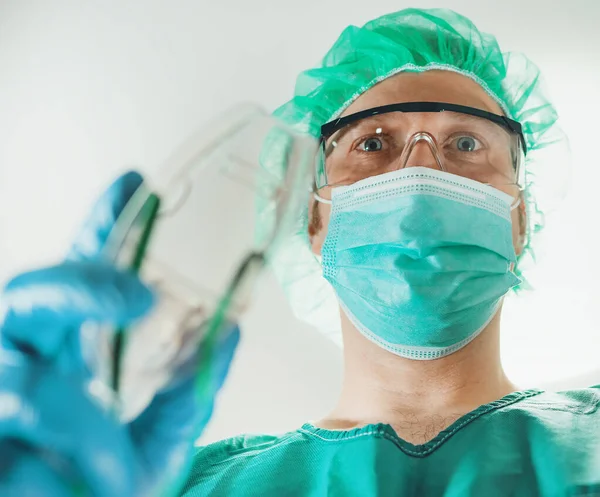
[263,7,570,342]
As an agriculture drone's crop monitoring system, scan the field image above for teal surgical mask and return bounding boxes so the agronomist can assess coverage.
[320,166,521,360]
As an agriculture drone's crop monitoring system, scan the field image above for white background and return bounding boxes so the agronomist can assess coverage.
[0,0,599,444]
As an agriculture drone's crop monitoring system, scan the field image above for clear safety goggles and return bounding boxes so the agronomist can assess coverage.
[314,102,526,207]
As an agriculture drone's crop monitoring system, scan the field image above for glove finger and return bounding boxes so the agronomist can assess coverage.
[0,441,76,497]
[67,171,144,262]
[163,321,241,395]
[129,373,200,494]
[1,261,154,359]
[127,324,240,493]
[0,358,137,497]
[210,323,240,393]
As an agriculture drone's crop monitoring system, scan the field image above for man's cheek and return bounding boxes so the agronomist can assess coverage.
[309,204,331,256]
[511,207,526,256]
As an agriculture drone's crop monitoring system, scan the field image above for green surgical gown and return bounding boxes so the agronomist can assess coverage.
[180,388,600,496]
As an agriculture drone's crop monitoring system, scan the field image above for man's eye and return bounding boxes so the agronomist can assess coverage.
[455,136,481,152]
[358,137,384,152]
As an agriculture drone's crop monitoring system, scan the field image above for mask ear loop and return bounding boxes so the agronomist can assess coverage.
[313,191,332,205]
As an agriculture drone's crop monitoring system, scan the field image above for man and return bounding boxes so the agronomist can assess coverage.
[1,8,595,497]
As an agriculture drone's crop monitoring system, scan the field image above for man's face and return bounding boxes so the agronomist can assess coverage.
[309,70,527,256]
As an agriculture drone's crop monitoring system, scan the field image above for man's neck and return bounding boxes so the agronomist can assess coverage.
[317,311,517,443]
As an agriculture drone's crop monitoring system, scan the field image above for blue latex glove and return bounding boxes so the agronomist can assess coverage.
[0,172,239,497]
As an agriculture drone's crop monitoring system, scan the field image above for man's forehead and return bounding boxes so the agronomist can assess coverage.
[341,70,504,117]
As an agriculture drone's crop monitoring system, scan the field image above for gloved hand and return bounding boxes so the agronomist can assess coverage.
[0,171,240,497]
